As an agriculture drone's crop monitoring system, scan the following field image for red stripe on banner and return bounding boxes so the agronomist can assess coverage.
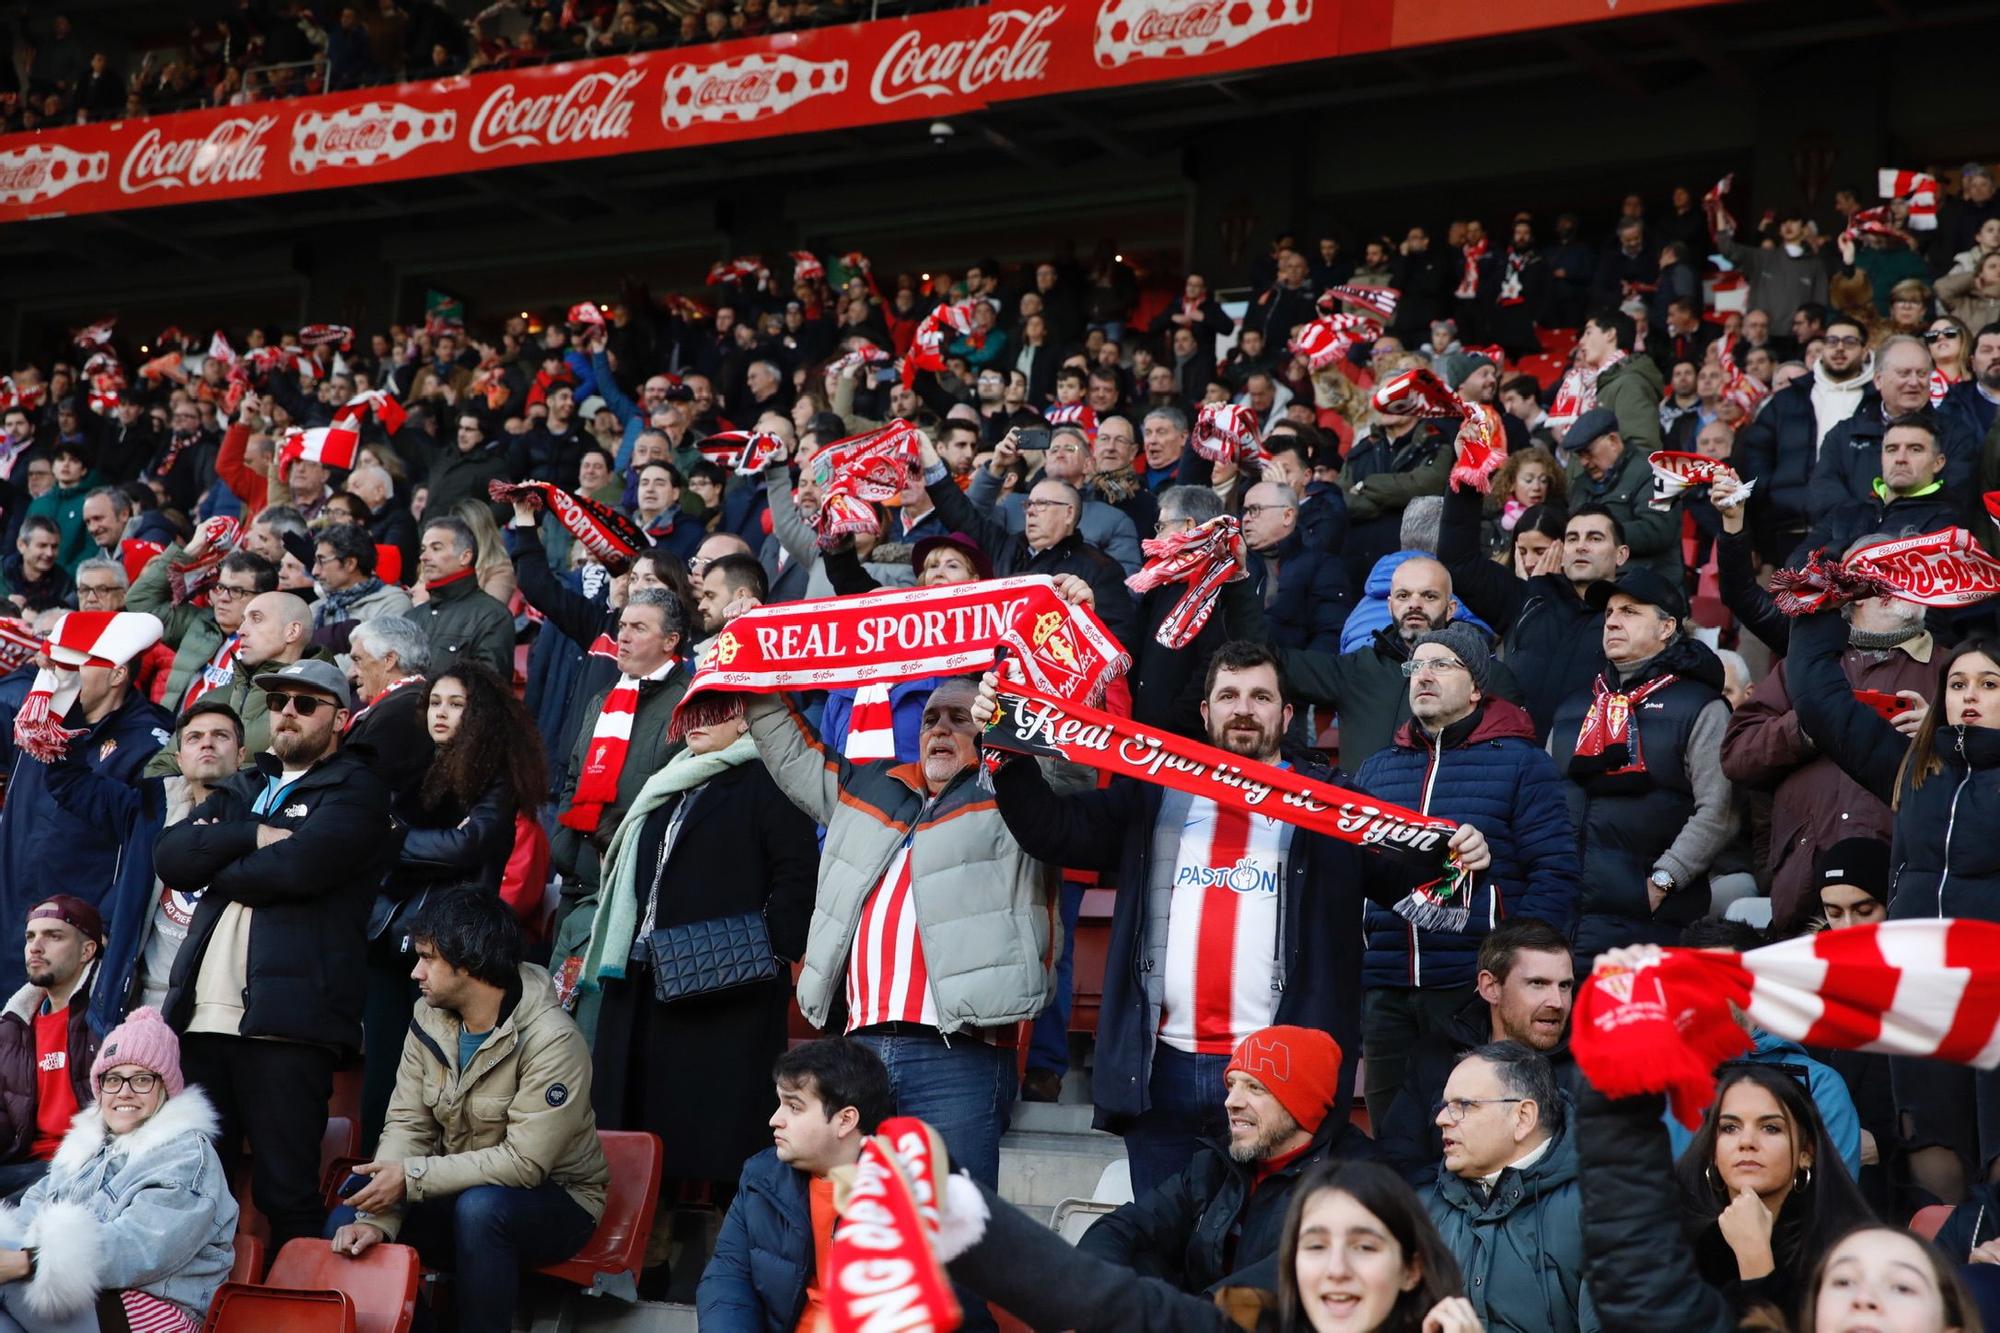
[1934,921,2000,1063]
[1192,805,1250,1053]
[1798,925,1895,1049]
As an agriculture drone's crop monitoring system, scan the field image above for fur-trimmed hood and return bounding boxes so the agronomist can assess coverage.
[49,1081,220,1177]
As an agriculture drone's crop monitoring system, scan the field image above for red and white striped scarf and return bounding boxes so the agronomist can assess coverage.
[1549,347,1625,434]
[557,658,678,833]
[843,683,898,761]
[1125,515,1247,648]
[1575,920,2000,1127]
[181,634,241,711]
[1456,237,1488,300]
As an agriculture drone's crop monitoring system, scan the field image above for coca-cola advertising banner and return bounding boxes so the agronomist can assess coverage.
[0,0,1722,221]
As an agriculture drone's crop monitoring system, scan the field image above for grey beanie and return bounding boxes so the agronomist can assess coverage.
[1412,623,1491,691]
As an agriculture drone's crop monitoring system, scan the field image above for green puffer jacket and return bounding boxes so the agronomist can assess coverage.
[1591,353,1664,456]
[747,694,1062,1032]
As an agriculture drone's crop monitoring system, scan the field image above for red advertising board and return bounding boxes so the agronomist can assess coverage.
[0,0,1728,222]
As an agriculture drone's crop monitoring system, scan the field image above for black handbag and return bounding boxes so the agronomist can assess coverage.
[643,912,780,1003]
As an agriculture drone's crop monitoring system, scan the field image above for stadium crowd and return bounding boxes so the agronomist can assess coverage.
[0,0,939,130]
[0,164,1998,1331]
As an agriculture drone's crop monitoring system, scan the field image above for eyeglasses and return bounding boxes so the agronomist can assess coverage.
[210,583,258,601]
[265,691,336,716]
[1923,329,1960,343]
[100,1071,160,1095]
[1400,656,1469,677]
[1155,519,1194,535]
[1822,335,1866,349]
[1432,1097,1524,1125]
[76,584,123,600]
[1241,504,1294,517]
[1023,499,1074,512]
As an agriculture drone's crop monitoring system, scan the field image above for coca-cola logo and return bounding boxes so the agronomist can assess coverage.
[1131,0,1224,42]
[696,70,779,107]
[119,116,277,194]
[321,120,390,155]
[470,69,642,153]
[0,147,105,205]
[870,5,1060,104]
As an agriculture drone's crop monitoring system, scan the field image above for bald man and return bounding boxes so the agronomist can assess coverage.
[152,591,328,770]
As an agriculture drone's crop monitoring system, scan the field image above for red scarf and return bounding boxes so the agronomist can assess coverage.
[488,480,647,575]
[985,681,1467,894]
[1574,920,2000,1127]
[1648,451,1755,512]
[346,674,422,732]
[182,634,242,710]
[826,1119,960,1333]
[425,567,477,593]
[1374,369,1505,494]
[1702,173,1736,237]
[672,576,1129,739]
[811,419,924,547]
[1772,526,2000,616]
[1190,402,1262,465]
[1456,238,1488,299]
[1570,672,1679,778]
[166,516,240,607]
[559,657,678,832]
[1550,348,1624,433]
[1125,516,1246,649]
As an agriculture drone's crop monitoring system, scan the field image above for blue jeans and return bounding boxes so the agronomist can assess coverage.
[1027,882,1087,1077]
[1122,1042,1229,1197]
[327,1180,597,1333]
[851,1031,1016,1190]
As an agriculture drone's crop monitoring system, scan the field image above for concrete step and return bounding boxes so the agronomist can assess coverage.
[1000,1098,1127,1227]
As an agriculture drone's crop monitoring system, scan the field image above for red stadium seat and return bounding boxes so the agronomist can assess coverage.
[1911,1204,1953,1240]
[1515,353,1567,390]
[265,1238,420,1333]
[229,1234,265,1285]
[374,545,401,585]
[536,1131,664,1302]
[203,1284,355,1332]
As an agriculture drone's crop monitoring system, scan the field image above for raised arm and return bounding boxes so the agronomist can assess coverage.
[1788,607,1905,803]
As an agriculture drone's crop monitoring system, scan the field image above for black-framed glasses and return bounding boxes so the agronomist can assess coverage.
[1432,1097,1524,1125]
[100,1071,160,1094]
[1822,335,1866,349]
[265,691,335,717]
[1241,504,1294,517]
[1923,329,1960,343]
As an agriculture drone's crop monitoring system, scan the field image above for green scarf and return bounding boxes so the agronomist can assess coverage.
[579,733,760,989]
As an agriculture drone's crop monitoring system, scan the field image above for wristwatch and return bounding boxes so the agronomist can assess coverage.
[1650,869,1675,894]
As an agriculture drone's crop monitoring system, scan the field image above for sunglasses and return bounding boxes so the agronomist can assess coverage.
[265,691,337,717]
[1923,329,1960,343]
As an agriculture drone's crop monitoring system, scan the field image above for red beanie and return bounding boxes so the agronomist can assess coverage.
[1226,1025,1343,1135]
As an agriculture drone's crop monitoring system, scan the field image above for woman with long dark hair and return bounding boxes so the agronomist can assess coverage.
[1790,611,2000,1206]
[1673,1064,1874,1316]
[361,662,547,1147]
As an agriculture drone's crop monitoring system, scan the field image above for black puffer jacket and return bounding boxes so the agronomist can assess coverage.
[155,747,399,1052]
[1077,1119,1379,1294]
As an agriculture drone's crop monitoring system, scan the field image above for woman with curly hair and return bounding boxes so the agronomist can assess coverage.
[1483,446,1567,559]
[359,662,548,1147]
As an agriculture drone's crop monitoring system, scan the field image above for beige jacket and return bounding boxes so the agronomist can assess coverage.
[366,963,608,1237]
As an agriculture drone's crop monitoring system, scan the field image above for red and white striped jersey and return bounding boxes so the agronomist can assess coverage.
[1159,797,1290,1055]
[845,842,939,1030]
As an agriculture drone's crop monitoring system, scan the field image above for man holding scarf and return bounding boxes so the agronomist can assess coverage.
[549,589,688,961]
[973,639,1490,1195]
[1547,569,1734,961]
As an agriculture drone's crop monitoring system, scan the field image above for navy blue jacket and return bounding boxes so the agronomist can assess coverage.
[0,691,172,995]
[1732,375,1823,552]
[39,754,166,1038]
[1246,532,1352,656]
[1805,387,1982,521]
[698,1147,812,1333]
[1353,699,1580,990]
[991,754,1416,1133]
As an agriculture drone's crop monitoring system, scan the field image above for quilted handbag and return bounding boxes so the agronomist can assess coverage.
[643,912,780,1003]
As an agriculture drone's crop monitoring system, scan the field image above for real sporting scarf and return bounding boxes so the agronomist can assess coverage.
[1574,920,2000,1127]
[695,429,785,476]
[986,681,1471,923]
[1290,314,1379,371]
[16,612,163,762]
[167,516,241,607]
[1374,368,1505,493]
[1702,172,1736,237]
[826,1118,961,1333]
[1320,284,1400,324]
[559,657,679,833]
[812,419,924,547]
[1190,402,1263,465]
[1549,347,1624,434]
[672,575,1130,738]
[299,323,354,349]
[488,479,648,575]
[182,634,241,710]
[824,340,891,388]
[1456,237,1488,300]
[1715,338,1769,419]
[1771,527,2000,615]
[1649,451,1756,512]
[0,619,40,674]
[904,301,980,389]
[1125,515,1246,648]
[1569,672,1679,779]
[1844,205,1901,243]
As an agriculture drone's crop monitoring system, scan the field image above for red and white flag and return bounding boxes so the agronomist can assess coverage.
[1879,167,1940,231]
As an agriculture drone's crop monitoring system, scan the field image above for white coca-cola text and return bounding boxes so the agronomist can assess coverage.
[1131,0,1225,43]
[869,5,1060,104]
[119,116,277,195]
[470,69,642,153]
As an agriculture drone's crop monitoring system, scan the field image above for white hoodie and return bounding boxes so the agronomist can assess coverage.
[1809,353,1872,449]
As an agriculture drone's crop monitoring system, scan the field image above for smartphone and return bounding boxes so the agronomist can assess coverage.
[1853,688,1914,722]
[1015,425,1051,451]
